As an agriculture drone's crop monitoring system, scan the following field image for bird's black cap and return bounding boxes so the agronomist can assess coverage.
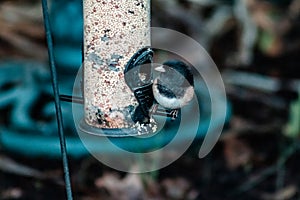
[163,60,194,87]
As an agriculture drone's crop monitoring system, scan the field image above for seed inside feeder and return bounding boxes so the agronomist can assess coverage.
[83,0,155,134]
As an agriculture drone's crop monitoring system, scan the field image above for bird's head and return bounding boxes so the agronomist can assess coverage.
[154,60,194,87]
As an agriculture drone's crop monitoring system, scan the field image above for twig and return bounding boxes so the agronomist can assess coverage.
[0,155,44,178]
[276,135,286,191]
[0,2,46,59]
[230,139,300,197]
[226,85,287,110]
[223,70,300,93]
[0,24,46,59]
[0,155,63,185]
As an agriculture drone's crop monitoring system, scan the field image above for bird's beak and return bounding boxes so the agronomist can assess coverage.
[154,65,166,72]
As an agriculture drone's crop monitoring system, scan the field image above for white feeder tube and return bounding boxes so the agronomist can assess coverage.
[83,0,153,132]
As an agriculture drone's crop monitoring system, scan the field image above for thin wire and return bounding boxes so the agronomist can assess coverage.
[60,95,84,104]
[41,0,73,199]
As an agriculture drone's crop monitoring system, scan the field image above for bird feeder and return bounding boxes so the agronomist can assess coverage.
[80,0,157,136]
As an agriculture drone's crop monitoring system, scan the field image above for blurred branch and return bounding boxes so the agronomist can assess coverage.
[0,21,46,59]
[223,70,300,93]
[233,0,257,65]
[0,155,44,178]
[230,139,300,197]
[0,1,42,22]
[0,1,46,60]
[0,155,63,185]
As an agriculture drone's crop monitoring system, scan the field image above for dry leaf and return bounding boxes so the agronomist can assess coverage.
[0,187,23,199]
[161,177,192,199]
[95,172,144,200]
[261,185,297,200]
[223,136,253,169]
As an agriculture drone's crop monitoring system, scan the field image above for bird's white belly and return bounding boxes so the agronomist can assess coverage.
[153,93,182,109]
[152,83,194,109]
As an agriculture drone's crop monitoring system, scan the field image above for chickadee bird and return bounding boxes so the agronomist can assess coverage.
[152,60,194,114]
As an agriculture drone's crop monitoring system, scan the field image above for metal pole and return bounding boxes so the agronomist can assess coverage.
[41,0,73,199]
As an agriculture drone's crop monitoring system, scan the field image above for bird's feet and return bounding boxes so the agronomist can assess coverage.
[150,104,179,121]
